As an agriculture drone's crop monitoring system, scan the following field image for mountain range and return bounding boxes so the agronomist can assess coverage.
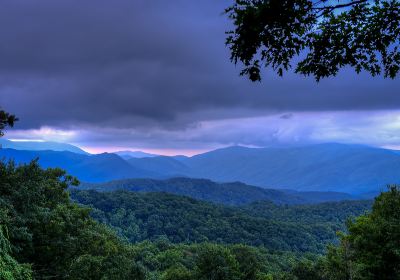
[0,148,157,182]
[0,140,399,194]
[180,144,400,194]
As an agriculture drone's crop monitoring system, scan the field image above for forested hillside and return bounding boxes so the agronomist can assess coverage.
[79,177,355,205]
[71,190,371,253]
[0,158,399,279]
[0,160,146,279]
[0,159,311,279]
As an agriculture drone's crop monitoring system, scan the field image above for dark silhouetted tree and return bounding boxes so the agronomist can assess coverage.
[226,0,400,81]
[0,110,17,136]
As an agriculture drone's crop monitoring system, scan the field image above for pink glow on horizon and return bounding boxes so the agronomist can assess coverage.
[79,146,209,157]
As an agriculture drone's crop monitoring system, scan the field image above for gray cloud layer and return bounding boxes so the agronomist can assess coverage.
[0,0,399,137]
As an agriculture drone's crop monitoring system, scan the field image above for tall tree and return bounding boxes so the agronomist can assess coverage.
[345,185,400,279]
[0,110,17,136]
[226,0,400,81]
[0,225,32,280]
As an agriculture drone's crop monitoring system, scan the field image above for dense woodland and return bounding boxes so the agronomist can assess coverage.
[0,159,399,279]
[71,190,371,253]
[79,177,356,205]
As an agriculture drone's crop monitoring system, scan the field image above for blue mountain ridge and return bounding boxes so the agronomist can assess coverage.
[1,143,399,194]
[180,143,400,194]
[0,139,89,154]
[0,148,159,182]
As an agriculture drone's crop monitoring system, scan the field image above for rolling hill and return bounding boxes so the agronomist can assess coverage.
[78,177,355,205]
[71,189,372,253]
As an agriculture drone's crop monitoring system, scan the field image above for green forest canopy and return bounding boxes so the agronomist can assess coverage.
[0,158,399,279]
[71,189,371,253]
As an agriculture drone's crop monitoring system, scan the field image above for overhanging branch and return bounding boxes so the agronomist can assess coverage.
[312,0,368,11]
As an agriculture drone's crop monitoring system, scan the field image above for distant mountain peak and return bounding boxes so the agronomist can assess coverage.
[0,138,89,155]
[114,150,159,159]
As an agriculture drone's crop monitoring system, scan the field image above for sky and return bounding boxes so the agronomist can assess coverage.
[1,0,400,155]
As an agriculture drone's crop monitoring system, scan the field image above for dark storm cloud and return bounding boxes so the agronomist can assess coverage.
[0,0,400,131]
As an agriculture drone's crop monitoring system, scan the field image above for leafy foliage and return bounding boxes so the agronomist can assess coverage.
[226,0,400,81]
[130,240,304,280]
[0,225,32,280]
[278,186,400,280]
[345,185,400,279]
[0,160,144,279]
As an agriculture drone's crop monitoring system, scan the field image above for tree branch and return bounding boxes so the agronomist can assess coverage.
[312,0,368,11]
